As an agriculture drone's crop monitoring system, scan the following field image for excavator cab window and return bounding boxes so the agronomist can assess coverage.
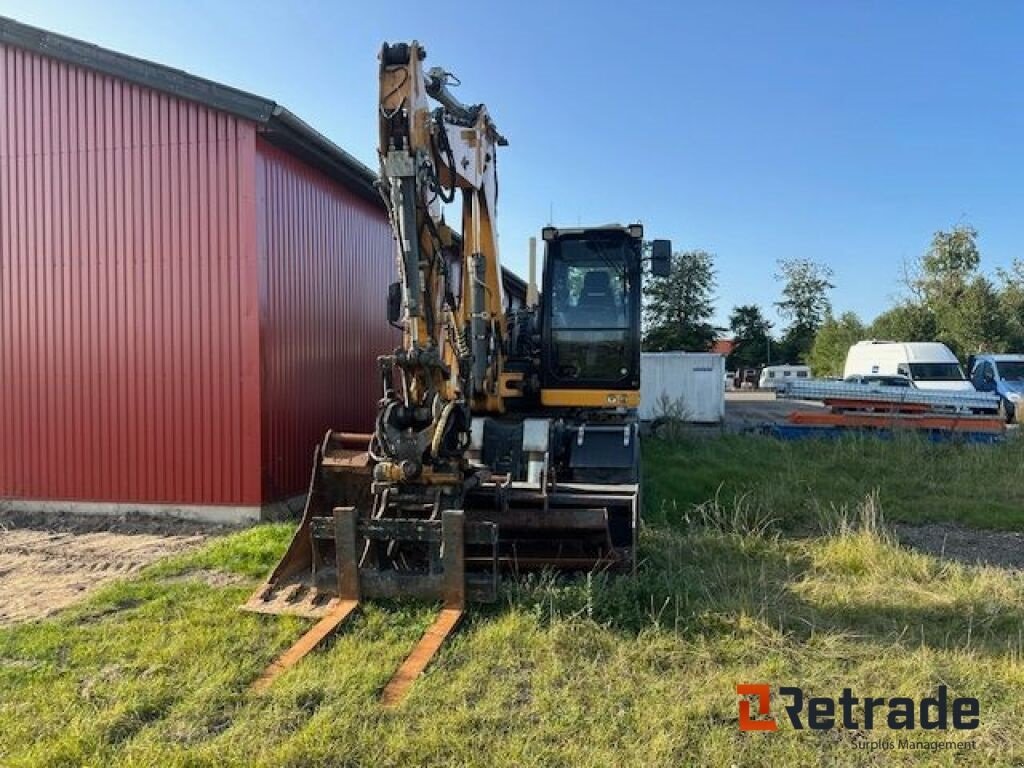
[552,262,627,329]
[543,233,641,388]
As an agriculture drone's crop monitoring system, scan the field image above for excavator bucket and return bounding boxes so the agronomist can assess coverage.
[245,431,637,620]
[243,430,502,619]
[243,431,372,619]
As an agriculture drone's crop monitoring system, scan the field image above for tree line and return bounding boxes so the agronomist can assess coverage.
[642,250,835,368]
[642,224,1023,375]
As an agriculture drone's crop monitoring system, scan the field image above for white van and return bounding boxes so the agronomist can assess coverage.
[843,341,972,391]
[758,365,811,390]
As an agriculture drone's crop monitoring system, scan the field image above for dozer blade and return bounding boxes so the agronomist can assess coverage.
[464,480,640,574]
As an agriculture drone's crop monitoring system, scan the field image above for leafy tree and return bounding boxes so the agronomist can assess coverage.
[869,302,937,342]
[807,312,865,376]
[937,275,1007,357]
[997,259,1024,350]
[912,224,981,305]
[866,223,1015,360]
[726,304,775,369]
[774,258,835,363]
[643,250,717,351]
[893,224,1009,355]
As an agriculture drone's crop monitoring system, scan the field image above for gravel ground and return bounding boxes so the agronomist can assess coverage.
[645,391,822,438]
[895,522,1024,571]
[723,390,823,432]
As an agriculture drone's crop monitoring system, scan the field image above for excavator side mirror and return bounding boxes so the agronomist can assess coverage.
[650,240,672,278]
[387,282,403,325]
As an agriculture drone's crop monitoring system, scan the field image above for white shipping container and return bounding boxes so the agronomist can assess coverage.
[640,352,725,423]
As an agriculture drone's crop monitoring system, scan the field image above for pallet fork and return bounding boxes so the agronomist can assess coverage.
[247,499,498,705]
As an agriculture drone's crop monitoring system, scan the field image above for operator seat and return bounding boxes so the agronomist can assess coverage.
[574,271,621,326]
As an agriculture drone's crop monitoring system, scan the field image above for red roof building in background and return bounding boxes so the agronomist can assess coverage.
[711,339,735,357]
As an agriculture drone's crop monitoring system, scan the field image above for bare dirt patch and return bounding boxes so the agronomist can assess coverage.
[895,522,1024,571]
[0,512,235,625]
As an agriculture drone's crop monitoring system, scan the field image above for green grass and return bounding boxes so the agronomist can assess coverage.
[2,436,1024,766]
[645,432,1024,530]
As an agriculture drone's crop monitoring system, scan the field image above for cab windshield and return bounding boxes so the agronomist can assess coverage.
[995,361,1024,381]
[908,363,965,381]
[548,237,636,383]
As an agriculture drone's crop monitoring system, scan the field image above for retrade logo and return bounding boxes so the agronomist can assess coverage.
[736,684,979,733]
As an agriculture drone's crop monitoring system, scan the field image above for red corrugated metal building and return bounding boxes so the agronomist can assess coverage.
[0,17,395,522]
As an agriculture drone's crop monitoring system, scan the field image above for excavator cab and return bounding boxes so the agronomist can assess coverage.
[538,227,670,403]
[542,227,642,390]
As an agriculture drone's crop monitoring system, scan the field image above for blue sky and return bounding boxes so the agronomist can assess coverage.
[3,0,1022,330]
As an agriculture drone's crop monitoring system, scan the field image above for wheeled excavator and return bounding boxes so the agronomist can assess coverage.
[245,41,671,703]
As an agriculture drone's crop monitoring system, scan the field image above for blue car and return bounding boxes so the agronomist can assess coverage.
[968,354,1024,422]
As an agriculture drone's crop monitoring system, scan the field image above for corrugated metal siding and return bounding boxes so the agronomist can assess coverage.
[256,138,394,500]
[640,353,725,423]
[0,44,263,505]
